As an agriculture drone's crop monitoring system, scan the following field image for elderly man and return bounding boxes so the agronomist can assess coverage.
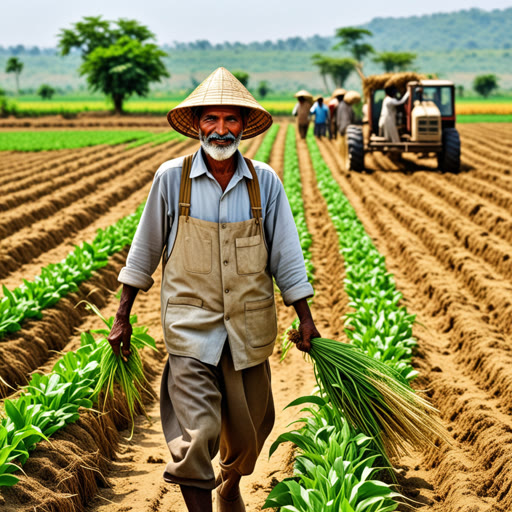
[107,68,319,512]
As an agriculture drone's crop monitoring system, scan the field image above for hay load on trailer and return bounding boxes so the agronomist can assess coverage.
[346,72,461,173]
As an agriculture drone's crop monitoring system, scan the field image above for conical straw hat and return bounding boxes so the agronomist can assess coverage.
[332,88,347,98]
[344,90,362,105]
[294,90,314,101]
[167,67,272,140]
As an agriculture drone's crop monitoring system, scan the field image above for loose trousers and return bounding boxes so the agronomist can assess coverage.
[160,344,275,489]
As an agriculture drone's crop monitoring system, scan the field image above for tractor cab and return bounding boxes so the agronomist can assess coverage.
[345,73,460,172]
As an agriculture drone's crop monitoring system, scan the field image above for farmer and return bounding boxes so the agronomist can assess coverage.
[292,90,313,139]
[310,96,330,138]
[378,86,410,143]
[329,88,346,140]
[108,67,319,512]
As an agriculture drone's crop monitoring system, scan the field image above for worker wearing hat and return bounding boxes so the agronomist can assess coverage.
[292,90,313,139]
[108,68,319,512]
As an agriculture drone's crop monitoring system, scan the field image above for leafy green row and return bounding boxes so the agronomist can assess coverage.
[0,203,145,339]
[0,312,156,487]
[124,130,185,150]
[0,130,155,151]
[264,129,423,511]
[306,134,417,382]
[264,395,399,512]
[253,123,280,163]
[282,124,314,284]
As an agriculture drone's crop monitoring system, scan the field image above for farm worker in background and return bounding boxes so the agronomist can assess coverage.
[310,96,330,138]
[378,86,410,143]
[330,88,346,140]
[292,90,313,139]
[108,67,320,512]
[327,96,339,140]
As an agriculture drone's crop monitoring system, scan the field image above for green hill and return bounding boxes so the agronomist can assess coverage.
[1,7,511,95]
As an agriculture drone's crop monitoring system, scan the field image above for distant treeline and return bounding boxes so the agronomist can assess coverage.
[1,7,512,56]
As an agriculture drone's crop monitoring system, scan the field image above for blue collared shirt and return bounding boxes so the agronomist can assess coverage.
[310,102,330,124]
[118,149,313,306]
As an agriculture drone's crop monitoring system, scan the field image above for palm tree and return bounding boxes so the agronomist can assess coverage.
[6,57,24,94]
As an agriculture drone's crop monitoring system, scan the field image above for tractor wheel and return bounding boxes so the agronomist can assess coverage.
[346,125,365,172]
[438,128,461,173]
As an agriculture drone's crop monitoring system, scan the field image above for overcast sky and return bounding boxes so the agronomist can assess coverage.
[3,0,512,47]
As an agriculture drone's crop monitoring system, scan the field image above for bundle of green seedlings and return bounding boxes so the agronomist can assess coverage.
[288,330,448,465]
[0,303,156,487]
[81,302,157,438]
[0,203,145,339]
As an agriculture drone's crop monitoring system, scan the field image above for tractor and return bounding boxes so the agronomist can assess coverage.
[345,72,461,172]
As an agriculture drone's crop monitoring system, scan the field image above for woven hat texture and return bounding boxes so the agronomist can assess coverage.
[332,88,347,98]
[167,67,272,140]
[344,91,361,105]
[294,90,314,101]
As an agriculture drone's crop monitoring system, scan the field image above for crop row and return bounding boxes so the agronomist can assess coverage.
[0,130,160,151]
[264,130,423,511]
[0,204,144,339]
[0,308,156,487]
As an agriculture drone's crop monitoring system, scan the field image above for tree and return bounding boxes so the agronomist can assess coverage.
[373,51,416,72]
[58,16,169,114]
[326,58,356,88]
[257,80,270,98]
[473,74,499,97]
[37,84,56,100]
[232,71,249,87]
[6,57,23,94]
[312,54,355,92]
[311,54,332,93]
[333,27,374,80]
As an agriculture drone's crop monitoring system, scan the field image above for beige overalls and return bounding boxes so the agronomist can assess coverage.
[159,154,276,489]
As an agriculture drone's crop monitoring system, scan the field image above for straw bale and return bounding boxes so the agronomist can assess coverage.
[363,72,426,99]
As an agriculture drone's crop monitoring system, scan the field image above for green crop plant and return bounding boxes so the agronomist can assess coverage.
[0,203,145,339]
[0,130,159,151]
[264,395,401,512]
[0,306,156,487]
[253,123,280,163]
[305,133,418,380]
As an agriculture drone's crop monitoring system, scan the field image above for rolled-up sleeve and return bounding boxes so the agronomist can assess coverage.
[118,172,170,291]
[264,175,314,306]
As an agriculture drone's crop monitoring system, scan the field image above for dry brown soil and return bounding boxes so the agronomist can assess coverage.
[1,119,512,512]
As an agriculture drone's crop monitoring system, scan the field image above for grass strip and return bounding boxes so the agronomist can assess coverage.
[0,130,154,151]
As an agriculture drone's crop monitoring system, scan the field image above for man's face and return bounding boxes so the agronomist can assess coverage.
[197,106,244,161]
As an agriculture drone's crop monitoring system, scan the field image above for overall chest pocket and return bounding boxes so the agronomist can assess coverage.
[184,235,212,274]
[235,234,267,275]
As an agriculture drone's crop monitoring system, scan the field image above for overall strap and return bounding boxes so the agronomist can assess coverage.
[243,157,263,224]
[179,154,194,218]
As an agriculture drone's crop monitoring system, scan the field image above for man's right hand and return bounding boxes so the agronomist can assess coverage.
[107,315,132,361]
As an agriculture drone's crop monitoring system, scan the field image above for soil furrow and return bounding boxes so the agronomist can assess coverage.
[405,171,512,244]
[0,140,184,237]
[369,172,512,285]
[318,137,512,511]
[0,139,197,280]
[0,146,111,189]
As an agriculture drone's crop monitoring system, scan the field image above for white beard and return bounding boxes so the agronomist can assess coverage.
[199,130,243,161]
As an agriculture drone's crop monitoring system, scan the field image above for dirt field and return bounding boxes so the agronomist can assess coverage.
[1,119,512,512]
